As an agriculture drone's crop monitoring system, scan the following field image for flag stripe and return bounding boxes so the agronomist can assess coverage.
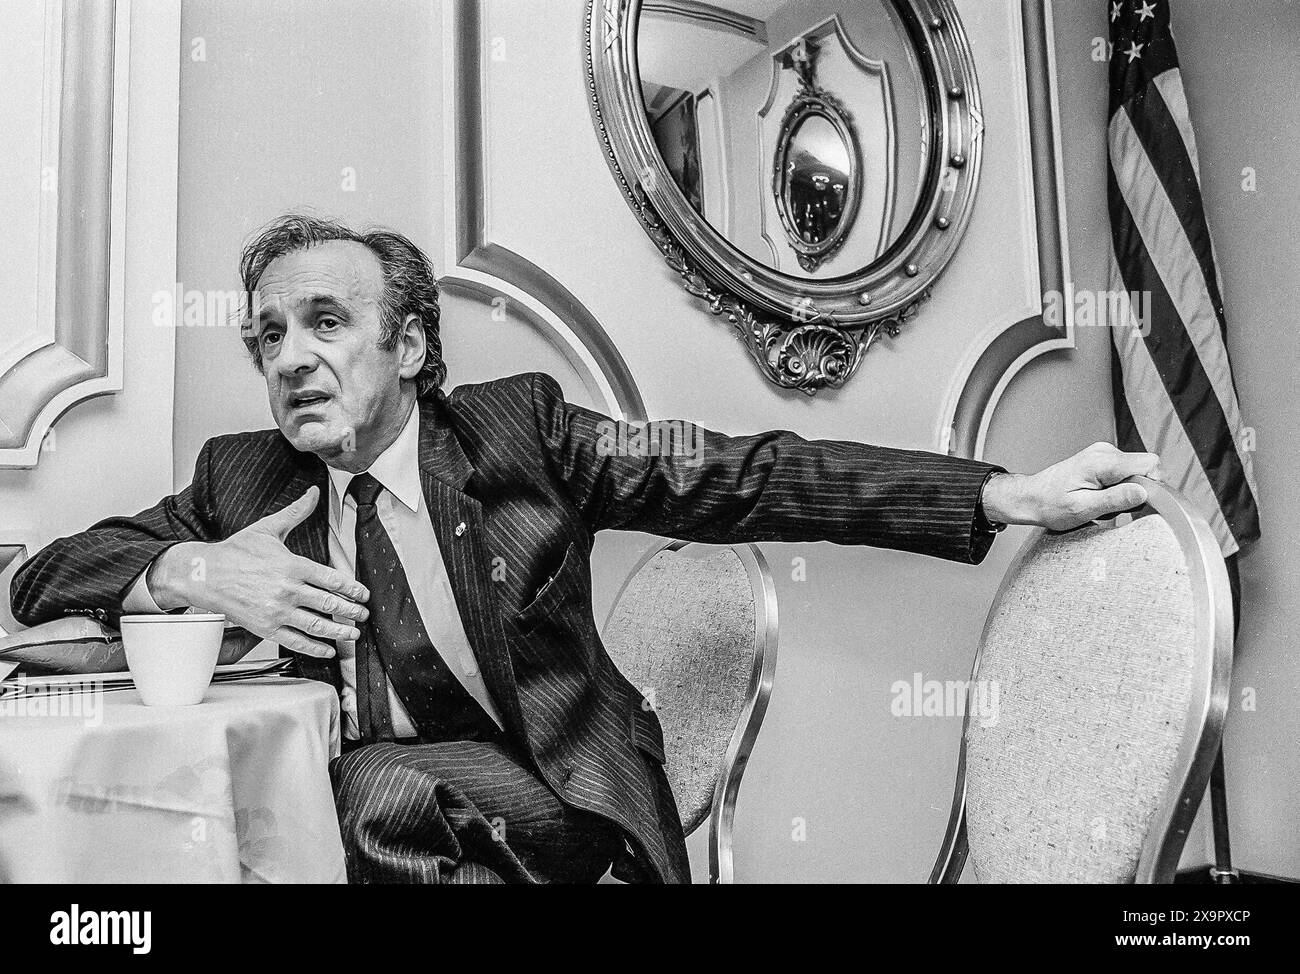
[1110,340,1147,455]
[1150,68,1202,182]
[1109,107,1260,505]
[1106,163,1258,550]
[1150,67,1229,298]
[1108,266,1237,554]
[1121,73,1229,345]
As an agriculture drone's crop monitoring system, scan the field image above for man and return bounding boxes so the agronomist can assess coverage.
[10,215,1160,884]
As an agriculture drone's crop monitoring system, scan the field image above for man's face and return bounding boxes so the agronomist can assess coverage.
[251,240,411,464]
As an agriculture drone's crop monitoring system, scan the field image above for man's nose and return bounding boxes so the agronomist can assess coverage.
[274,326,318,375]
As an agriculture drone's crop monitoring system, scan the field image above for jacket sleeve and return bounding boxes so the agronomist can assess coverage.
[528,371,1004,565]
[9,439,223,628]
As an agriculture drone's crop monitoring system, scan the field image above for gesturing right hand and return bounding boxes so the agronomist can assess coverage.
[148,486,369,658]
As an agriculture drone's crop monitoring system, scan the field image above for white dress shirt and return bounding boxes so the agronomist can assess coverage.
[125,401,503,741]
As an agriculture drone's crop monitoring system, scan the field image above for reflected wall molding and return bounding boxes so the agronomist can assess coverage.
[441,0,646,421]
[758,14,898,272]
[641,0,767,42]
[0,0,130,469]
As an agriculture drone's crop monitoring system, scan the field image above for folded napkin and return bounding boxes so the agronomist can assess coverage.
[0,617,261,675]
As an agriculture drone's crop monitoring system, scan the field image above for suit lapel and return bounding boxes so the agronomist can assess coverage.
[276,467,331,566]
[417,396,527,745]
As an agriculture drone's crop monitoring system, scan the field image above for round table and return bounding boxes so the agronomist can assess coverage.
[0,678,346,883]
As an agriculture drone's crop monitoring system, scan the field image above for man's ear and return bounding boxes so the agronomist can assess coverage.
[397,312,427,382]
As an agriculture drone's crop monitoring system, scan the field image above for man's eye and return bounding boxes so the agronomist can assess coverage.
[261,331,282,346]
[318,317,340,331]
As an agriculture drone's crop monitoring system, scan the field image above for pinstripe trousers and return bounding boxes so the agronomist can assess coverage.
[329,739,627,884]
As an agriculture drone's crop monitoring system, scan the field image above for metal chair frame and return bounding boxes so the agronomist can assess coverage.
[930,476,1234,884]
[603,539,778,884]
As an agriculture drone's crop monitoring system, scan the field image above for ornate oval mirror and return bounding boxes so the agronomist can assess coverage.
[773,68,861,272]
[586,0,983,394]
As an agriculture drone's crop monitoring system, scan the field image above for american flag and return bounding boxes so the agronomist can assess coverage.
[1107,0,1260,556]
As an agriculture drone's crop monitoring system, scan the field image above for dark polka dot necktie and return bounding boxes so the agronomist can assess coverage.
[347,471,502,745]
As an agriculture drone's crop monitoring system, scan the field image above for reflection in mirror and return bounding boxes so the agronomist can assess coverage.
[638,0,928,280]
[771,37,862,273]
[783,113,851,246]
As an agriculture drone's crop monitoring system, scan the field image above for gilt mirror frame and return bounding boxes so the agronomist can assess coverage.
[586,0,983,394]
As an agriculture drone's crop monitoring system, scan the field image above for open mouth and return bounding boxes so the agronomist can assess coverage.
[288,392,331,410]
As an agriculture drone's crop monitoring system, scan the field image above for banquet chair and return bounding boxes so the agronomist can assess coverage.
[931,476,1233,884]
[602,540,777,883]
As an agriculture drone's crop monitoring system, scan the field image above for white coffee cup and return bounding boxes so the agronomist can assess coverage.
[119,613,226,706]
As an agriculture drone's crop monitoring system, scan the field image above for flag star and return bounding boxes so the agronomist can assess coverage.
[1126,41,1144,62]
[1111,1,1122,21]
[1137,1,1156,21]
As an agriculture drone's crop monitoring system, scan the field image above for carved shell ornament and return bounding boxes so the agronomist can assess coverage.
[586,0,983,394]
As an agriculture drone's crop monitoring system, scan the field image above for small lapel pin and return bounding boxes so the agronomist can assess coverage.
[454,521,467,537]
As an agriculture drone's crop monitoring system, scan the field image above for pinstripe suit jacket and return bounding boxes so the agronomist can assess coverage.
[10,370,1001,883]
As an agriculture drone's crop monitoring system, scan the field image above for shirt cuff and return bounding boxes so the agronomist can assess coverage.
[970,466,1009,562]
[121,562,168,614]
[973,468,1009,533]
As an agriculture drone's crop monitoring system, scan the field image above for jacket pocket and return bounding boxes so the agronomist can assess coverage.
[513,542,580,635]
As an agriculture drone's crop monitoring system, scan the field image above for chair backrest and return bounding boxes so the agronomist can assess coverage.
[601,540,777,883]
[931,477,1233,884]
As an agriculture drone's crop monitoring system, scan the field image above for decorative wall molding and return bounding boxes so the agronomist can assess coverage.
[0,0,130,468]
[641,0,767,42]
[440,0,646,421]
[446,0,1066,438]
[940,0,1075,460]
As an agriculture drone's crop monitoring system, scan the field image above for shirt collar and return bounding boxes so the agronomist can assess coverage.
[325,401,423,522]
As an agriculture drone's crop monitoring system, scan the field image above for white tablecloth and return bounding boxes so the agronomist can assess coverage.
[0,678,346,883]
